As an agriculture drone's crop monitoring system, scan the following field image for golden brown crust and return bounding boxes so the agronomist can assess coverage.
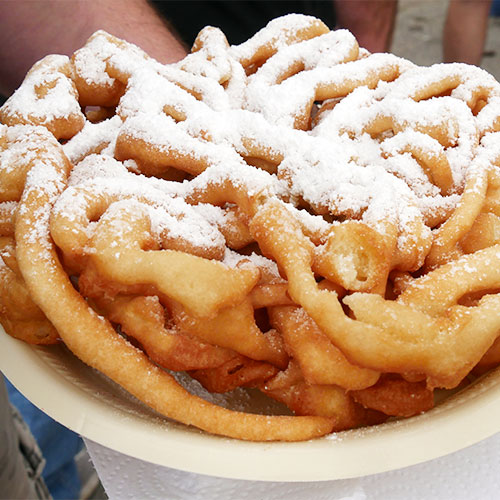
[2,14,500,441]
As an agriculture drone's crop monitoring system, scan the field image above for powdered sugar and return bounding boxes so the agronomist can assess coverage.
[63,115,122,164]
[2,14,500,443]
[0,55,83,127]
[72,30,150,86]
[3,14,500,277]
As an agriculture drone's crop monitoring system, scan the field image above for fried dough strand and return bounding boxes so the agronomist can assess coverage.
[1,13,500,441]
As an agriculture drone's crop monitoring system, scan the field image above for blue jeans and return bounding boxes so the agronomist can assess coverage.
[493,0,500,16]
[6,378,83,500]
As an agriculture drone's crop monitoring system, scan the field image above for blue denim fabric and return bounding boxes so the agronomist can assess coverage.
[492,0,500,16]
[6,379,83,500]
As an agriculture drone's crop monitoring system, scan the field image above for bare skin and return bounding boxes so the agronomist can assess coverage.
[335,0,398,52]
[0,0,404,97]
[0,0,188,96]
[443,0,492,65]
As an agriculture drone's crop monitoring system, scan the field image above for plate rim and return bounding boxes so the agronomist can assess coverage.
[2,329,500,481]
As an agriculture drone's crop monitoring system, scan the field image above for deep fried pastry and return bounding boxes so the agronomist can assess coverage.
[2,13,500,442]
[351,374,434,417]
[0,237,58,344]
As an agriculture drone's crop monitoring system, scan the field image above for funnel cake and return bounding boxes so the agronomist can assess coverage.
[1,14,500,441]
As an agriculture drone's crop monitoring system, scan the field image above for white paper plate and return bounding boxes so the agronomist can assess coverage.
[2,327,500,482]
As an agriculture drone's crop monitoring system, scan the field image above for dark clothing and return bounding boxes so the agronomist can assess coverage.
[151,1,337,47]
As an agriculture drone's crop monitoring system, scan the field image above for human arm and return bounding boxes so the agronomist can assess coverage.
[0,0,188,96]
[334,0,398,53]
[443,0,492,65]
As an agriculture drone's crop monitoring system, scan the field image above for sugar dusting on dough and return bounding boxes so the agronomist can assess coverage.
[2,14,499,269]
[2,13,500,441]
